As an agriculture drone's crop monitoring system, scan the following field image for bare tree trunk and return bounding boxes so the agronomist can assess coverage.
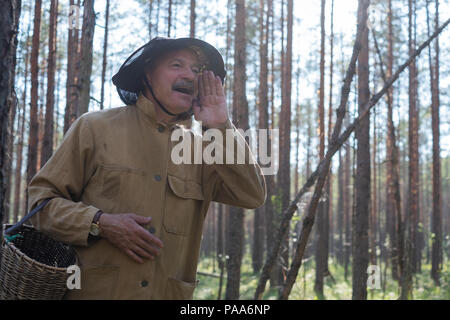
[167,0,172,37]
[327,0,335,262]
[148,0,153,39]
[77,0,96,117]
[26,0,42,213]
[100,0,110,110]
[337,148,344,265]
[41,0,58,167]
[370,110,377,266]
[225,0,248,300]
[65,0,80,133]
[190,0,196,38]
[314,0,327,300]
[427,0,442,286]
[0,0,21,239]
[352,0,370,300]
[385,0,402,282]
[276,0,293,291]
[252,0,269,274]
[13,24,30,223]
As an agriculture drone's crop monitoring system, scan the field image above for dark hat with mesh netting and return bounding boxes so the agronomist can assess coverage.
[112,37,226,105]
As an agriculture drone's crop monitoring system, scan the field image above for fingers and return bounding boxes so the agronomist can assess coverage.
[102,213,164,264]
[199,70,220,97]
[202,70,212,96]
[130,213,152,225]
[125,248,144,264]
[215,75,224,96]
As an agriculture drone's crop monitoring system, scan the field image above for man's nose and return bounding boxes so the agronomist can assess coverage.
[181,67,197,80]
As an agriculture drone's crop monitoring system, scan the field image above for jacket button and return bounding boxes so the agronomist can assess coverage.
[154,174,161,182]
[141,280,148,287]
[158,125,165,133]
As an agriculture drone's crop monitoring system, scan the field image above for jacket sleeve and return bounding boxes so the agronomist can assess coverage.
[28,115,100,246]
[203,120,267,209]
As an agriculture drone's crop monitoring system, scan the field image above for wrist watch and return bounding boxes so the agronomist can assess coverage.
[89,210,104,237]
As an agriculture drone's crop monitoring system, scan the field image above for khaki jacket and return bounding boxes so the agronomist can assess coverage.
[28,94,266,300]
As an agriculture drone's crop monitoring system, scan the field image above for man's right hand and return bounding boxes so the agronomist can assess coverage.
[98,213,164,264]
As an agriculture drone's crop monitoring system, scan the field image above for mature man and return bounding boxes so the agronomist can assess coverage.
[28,37,266,299]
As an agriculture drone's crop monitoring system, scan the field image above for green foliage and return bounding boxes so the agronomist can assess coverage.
[194,253,449,300]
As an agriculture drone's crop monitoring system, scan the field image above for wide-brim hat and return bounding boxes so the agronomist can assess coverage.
[112,37,226,105]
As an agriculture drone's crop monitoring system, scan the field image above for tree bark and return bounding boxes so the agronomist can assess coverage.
[252,0,269,274]
[352,0,370,300]
[225,0,248,300]
[77,0,96,117]
[26,0,42,212]
[190,0,196,38]
[0,0,21,245]
[427,0,442,287]
[385,0,402,282]
[65,0,81,133]
[100,0,110,110]
[167,0,172,37]
[41,0,58,166]
[314,0,328,300]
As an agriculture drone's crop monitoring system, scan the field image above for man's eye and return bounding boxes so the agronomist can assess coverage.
[192,68,200,74]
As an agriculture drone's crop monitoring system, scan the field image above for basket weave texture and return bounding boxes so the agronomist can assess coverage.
[1,225,77,300]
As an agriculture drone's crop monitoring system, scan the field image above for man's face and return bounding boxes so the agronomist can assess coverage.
[145,48,202,115]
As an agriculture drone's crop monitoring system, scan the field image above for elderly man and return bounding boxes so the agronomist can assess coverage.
[28,37,266,299]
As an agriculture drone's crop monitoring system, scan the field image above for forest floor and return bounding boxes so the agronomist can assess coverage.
[194,254,449,300]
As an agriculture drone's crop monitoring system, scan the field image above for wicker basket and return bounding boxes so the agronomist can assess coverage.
[0,199,78,300]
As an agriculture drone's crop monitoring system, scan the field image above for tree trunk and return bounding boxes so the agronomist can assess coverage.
[13,24,30,223]
[77,0,96,117]
[167,0,172,37]
[100,0,110,110]
[428,0,442,286]
[148,0,153,39]
[0,0,21,244]
[252,0,269,275]
[314,0,328,300]
[370,109,377,266]
[41,0,58,167]
[385,0,402,282]
[327,0,335,262]
[26,0,42,212]
[65,0,81,133]
[352,0,370,300]
[190,0,196,38]
[276,0,293,291]
[225,0,248,300]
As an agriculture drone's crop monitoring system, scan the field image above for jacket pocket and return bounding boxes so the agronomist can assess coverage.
[163,174,204,236]
[164,277,197,300]
[64,264,120,300]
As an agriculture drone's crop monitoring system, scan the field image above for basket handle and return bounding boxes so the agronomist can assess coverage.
[4,198,53,235]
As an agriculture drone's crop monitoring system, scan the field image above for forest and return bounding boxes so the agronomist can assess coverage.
[0,0,449,300]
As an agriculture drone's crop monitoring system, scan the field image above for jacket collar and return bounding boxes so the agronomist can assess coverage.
[135,93,193,128]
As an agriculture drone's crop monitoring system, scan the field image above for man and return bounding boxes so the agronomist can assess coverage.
[28,37,266,299]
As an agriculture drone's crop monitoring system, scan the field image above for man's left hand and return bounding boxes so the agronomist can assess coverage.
[193,70,229,129]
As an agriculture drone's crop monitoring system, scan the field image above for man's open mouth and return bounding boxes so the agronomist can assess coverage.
[173,83,194,96]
